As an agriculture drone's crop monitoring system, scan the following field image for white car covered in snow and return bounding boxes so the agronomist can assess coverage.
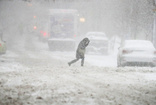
[117,40,156,67]
[86,32,109,54]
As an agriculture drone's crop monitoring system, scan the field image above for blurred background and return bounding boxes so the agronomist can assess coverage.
[0,0,156,50]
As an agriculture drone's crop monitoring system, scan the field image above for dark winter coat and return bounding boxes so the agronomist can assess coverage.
[76,38,90,59]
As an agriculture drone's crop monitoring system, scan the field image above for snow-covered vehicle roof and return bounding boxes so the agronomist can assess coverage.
[86,32,108,40]
[123,40,155,50]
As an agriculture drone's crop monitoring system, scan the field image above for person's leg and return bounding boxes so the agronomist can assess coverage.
[68,58,79,66]
[81,57,84,66]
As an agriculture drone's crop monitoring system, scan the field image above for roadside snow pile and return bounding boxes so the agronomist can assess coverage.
[0,51,29,72]
[0,62,26,72]
[0,65,156,105]
[144,73,156,81]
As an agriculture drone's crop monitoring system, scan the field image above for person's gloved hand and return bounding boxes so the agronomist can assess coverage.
[85,40,90,46]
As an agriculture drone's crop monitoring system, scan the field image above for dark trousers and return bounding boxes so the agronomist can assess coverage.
[68,57,84,66]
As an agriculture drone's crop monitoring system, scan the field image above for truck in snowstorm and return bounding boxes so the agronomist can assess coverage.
[48,9,78,51]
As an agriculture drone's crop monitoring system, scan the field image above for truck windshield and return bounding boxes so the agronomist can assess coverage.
[50,13,75,38]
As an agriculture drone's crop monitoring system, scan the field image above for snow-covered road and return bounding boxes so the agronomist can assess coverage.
[0,40,156,105]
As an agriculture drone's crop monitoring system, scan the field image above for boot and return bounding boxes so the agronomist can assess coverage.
[81,58,84,66]
[68,58,79,66]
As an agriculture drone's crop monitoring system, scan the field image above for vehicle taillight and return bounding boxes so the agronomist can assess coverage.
[122,50,132,54]
[34,26,37,30]
[43,32,47,36]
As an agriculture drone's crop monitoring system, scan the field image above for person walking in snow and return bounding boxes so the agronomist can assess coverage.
[68,37,90,66]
